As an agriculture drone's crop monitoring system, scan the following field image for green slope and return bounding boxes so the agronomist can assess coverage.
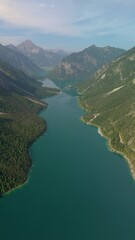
[0,60,59,195]
[0,94,46,195]
[79,47,135,177]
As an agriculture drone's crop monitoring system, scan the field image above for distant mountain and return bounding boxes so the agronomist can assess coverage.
[17,40,68,68]
[6,44,21,53]
[1,43,45,77]
[79,46,135,176]
[49,45,125,86]
[49,49,69,58]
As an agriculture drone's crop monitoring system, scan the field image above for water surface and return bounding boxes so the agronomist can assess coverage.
[0,84,135,240]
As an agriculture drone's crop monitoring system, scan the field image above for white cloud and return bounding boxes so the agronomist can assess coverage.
[0,0,134,39]
[0,0,79,36]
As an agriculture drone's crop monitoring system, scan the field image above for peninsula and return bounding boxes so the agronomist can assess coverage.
[0,56,59,195]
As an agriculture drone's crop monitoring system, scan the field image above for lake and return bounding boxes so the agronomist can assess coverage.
[1,80,135,240]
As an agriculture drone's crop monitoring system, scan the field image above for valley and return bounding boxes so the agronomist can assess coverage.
[1,87,135,240]
[1,1,135,239]
[1,39,135,194]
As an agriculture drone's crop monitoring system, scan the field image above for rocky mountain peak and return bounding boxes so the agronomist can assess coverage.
[17,39,40,54]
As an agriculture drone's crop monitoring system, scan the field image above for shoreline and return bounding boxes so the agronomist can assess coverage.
[98,126,135,179]
[1,79,61,196]
[1,105,47,197]
[2,180,29,197]
[81,115,135,179]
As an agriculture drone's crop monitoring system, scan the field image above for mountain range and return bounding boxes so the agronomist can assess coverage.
[15,39,68,68]
[0,43,45,78]
[49,45,125,88]
[1,38,135,193]
[79,46,135,176]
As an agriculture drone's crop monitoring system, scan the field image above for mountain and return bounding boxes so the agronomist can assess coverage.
[49,45,125,87]
[0,59,60,195]
[17,40,68,68]
[79,46,135,176]
[6,44,21,53]
[49,49,69,58]
[1,43,45,78]
[0,58,58,97]
[0,59,40,96]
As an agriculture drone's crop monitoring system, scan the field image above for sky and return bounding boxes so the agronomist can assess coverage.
[0,0,135,51]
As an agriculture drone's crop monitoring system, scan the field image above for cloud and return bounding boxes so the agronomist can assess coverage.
[0,0,135,46]
[0,0,79,36]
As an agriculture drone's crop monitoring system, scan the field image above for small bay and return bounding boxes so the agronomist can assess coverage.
[0,80,135,240]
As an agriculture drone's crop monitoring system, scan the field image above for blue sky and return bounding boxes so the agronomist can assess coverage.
[0,0,135,51]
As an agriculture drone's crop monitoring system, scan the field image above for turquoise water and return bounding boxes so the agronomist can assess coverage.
[41,78,59,89]
[1,87,135,240]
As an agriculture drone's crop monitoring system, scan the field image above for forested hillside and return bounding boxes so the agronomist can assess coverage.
[79,47,135,176]
[0,59,59,195]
